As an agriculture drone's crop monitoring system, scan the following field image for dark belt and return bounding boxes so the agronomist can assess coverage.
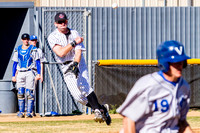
[32,68,37,71]
[18,69,31,72]
[62,61,72,65]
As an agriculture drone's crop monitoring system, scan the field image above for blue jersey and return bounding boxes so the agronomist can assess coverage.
[17,45,34,69]
[12,45,39,70]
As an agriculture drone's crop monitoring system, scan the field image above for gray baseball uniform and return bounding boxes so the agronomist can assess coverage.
[36,48,46,63]
[117,71,190,133]
[32,48,46,75]
[12,45,40,89]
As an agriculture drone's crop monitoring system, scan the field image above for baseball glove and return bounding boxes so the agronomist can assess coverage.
[65,62,79,78]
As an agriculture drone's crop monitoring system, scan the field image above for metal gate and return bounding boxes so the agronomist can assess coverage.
[41,8,91,114]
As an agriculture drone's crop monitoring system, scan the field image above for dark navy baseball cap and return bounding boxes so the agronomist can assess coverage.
[55,12,68,22]
[30,35,38,40]
[21,33,30,40]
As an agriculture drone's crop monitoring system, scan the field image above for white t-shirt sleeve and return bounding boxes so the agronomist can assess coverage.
[12,49,18,62]
[117,77,150,122]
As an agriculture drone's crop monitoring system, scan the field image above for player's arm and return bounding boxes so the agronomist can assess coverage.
[12,61,18,82]
[178,119,193,133]
[53,44,73,57]
[52,36,83,58]
[12,48,18,82]
[74,49,81,63]
[35,59,41,80]
[39,50,46,82]
[40,63,44,82]
[122,117,136,133]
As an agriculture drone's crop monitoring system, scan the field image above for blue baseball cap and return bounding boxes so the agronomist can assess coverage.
[30,35,38,40]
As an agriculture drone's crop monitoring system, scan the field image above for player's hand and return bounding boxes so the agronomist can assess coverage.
[35,74,41,81]
[12,77,16,82]
[65,62,80,78]
[40,75,43,82]
[74,37,84,44]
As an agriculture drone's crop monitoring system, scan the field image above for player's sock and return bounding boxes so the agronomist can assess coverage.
[86,91,102,110]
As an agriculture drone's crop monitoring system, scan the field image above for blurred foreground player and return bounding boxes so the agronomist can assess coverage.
[117,40,193,133]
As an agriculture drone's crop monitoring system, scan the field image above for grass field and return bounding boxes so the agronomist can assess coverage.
[0,113,199,133]
[0,118,122,133]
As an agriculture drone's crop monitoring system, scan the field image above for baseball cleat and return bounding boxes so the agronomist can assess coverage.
[17,112,25,118]
[94,109,105,123]
[102,104,112,125]
[26,113,33,118]
[32,111,36,117]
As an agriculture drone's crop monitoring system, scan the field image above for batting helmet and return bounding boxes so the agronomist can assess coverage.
[156,40,190,73]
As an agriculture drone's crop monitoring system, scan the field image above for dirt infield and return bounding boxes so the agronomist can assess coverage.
[187,110,200,117]
[0,110,199,122]
[0,113,122,122]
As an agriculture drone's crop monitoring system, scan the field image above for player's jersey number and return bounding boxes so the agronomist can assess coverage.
[154,99,169,112]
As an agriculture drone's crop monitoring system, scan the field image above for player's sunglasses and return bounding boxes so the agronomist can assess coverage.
[57,20,67,24]
[31,39,37,41]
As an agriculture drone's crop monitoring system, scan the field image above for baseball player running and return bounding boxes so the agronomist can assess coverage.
[12,33,41,118]
[47,12,111,125]
[117,40,193,133]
